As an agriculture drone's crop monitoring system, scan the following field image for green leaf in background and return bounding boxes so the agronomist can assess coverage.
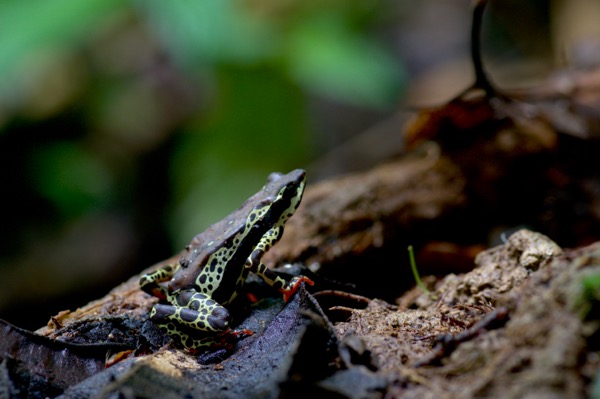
[284,12,404,107]
[138,0,276,65]
[0,0,122,103]
[138,0,405,107]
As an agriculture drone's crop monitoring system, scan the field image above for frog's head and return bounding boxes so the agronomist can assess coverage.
[260,169,306,227]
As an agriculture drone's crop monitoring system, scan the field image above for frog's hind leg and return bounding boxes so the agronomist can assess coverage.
[139,263,180,300]
[151,291,231,334]
[150,291,253,350]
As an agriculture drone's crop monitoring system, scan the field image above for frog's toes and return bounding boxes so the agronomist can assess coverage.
[281,276,315,302]
[230,329,254,339]
[207,307,231,331]
[224,329,253,347]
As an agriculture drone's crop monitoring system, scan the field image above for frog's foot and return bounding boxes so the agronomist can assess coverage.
[280,276,315,302]
[251,263,314,301]
[220,328,254,346]
[139,263,179,300]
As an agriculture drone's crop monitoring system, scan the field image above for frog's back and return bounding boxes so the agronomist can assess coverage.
[168,199,270,292]
[167,170,305,295]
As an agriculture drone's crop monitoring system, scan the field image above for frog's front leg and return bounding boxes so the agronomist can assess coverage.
[244,225,284,270]
[252,263,314,301]
[245,226,314,301]
[139,263,180,300]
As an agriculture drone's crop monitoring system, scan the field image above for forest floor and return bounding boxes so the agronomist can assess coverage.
[2,27,600,397]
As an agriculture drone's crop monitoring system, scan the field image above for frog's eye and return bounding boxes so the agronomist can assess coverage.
[180,257,190,269]
[267,172,283,184]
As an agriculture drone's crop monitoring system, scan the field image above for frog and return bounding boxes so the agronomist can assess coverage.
[139,169,314,350]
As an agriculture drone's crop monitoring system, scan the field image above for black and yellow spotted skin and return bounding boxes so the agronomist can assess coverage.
[139,170,314,350]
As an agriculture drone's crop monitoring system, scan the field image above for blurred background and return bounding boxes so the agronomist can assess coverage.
[0,0,595,329]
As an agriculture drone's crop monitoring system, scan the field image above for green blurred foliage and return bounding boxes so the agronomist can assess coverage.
[139,0,276,64]
[0,0,405,247]
[284,10,401,106]
[30,142,115,217]
[0,0,122,103]
[0,0,405,323]
[138,0,402,106]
